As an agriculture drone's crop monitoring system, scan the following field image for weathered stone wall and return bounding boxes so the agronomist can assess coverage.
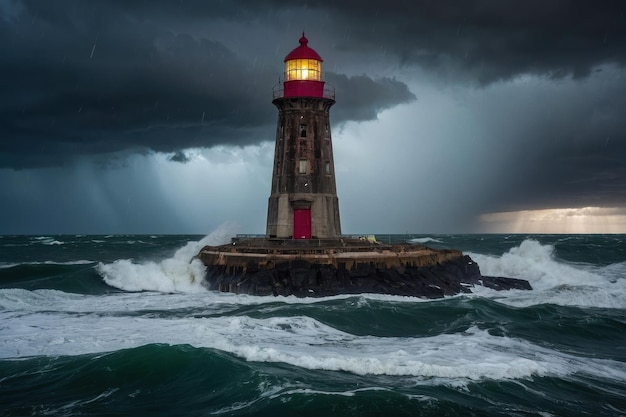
[266,96,341,238]
[203,255,531,298]
[197,239,532,299]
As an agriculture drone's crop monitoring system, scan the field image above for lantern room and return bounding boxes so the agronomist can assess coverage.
[281,33,327,98]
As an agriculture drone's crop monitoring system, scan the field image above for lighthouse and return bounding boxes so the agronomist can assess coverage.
[199,34,530,299]
[266,34,341,239]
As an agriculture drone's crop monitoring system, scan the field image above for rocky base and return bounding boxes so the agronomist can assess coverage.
[200,239,531,298]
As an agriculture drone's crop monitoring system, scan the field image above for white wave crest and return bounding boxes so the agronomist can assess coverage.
[409,237,442,244]
[33,237,65,245]
[46,260,95,265]
[469,239,626,308]
[96,223,235,293]
[2,311,625,385]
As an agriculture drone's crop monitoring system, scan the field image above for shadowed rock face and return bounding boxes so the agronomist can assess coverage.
[201,242,532,299]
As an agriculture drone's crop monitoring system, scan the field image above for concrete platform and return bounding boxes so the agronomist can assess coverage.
[197,238,532,298]
[198,238,463,272]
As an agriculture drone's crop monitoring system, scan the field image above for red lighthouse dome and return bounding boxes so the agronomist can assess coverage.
[285,33,323,61]
[278,33,333,99]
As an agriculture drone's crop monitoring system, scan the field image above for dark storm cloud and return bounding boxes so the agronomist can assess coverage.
[2,0,626,225]
[326,74,415,122]
[455,68,626,214]
[261,0,626,84]
[263,0,626,214]
[169,151,191,164]
[3,0,624,169]
[0,0,414,168]
[0,1,263,167]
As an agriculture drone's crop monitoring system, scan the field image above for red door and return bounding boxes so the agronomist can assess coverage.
[293,209,312,239]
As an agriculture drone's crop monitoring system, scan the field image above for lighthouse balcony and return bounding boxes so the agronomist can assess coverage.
[273,83,335,100]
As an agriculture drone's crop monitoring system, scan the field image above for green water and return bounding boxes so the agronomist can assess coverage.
[1,234,625,416]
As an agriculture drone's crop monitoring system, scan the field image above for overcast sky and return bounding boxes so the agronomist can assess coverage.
[1,0,625,234]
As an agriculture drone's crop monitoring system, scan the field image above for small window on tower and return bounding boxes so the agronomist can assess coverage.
[325,162,331,174]
[300,124,307,137]
[299,159,307,174]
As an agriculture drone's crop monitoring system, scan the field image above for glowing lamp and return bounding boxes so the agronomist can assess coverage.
[281,33,327,98]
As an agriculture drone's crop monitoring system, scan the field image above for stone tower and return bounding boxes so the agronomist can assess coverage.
[266,34,341,239]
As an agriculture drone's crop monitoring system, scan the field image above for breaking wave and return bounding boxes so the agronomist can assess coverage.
[469,239,626,309]
[96,224,234,293]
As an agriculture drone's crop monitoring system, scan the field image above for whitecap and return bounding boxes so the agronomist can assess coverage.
[35,238,65,245]
[469,239,626,309]
[409,237,443,244]
[96,223,235,293]
[2,312,624,386]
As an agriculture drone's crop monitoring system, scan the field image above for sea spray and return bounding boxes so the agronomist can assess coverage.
[469,239,602,287]
[96,223,235,292]
[469,239,626,308]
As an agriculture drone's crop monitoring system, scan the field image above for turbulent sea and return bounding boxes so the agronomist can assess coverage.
[1,232,626,416]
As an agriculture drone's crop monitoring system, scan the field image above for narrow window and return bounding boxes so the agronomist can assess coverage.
[325,162,331,174]
[299,159,307,174]
[300,124,307,137]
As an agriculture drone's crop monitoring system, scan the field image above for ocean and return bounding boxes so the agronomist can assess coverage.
[1,232,625,416]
